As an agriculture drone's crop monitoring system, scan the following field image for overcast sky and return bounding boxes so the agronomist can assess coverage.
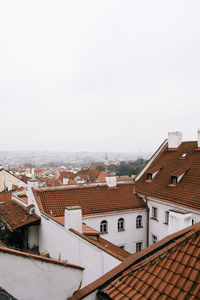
[0,1,200,153]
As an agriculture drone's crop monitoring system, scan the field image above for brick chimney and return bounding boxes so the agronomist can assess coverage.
[168,131,182,149]
[65,206,82,233]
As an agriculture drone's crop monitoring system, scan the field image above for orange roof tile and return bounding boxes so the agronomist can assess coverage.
[136,141,200,211]
[34,183,146,217]
[0,199,40,232]
[70,223,200,300]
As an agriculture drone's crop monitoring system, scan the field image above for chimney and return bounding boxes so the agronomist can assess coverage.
[197,129,200,148]
[106,176,116,187]
[168,131,182,149]
[65,206,82,233]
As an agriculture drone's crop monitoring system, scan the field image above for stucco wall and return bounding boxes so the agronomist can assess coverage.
[0,251,82,300]
[83,209,147,253]
[146,197,200,244]
[39,216,121,287]
[0,170,27,192]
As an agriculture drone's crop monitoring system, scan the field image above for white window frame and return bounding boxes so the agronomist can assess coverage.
[136,215,143,228]
[118,218,125,231]
[136,241,143,252]
[152,207,158,219]
[100,220,108,233]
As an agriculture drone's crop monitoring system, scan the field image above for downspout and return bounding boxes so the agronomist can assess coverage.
[145,196,149,247]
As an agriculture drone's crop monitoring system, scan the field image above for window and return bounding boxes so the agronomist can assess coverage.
[100,220,108,233]
[171,176,178,184]
[118,218,125,231]
[165,211,169,224]
[152,234,157,244]
[152,207,158,219]
[192,219,195,225]
[147,173,152,180]
[136,242,143,252]
[136,215,143,228]
[120,245,125,250]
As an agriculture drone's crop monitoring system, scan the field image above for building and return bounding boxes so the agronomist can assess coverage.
[135,130,200,246]
[70,222,200,299]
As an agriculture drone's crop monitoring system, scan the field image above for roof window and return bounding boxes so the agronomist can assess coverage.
[146,168,160,181]
[179,153,188,159]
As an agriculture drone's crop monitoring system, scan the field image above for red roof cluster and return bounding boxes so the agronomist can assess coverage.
[34,183,146,217]
[70,222,200,300]
[136,141,200,211]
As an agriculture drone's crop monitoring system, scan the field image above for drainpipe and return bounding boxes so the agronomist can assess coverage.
[145,196,149,247]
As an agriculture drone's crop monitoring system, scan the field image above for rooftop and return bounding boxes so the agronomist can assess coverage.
[136,141,200,211]
[34,183,146,217]
[70,222,200,299]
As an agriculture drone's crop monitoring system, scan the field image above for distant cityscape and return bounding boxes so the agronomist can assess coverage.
[0,151,151,169]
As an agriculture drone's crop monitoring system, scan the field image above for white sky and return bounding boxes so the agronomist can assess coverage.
[0,1,200,153]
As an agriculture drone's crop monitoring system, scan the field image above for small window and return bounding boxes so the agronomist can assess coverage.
[100,220,108,233]
[192,219,195,225]
[136,215,143,228]
[136,242,143,252]
[152,234,157,244]
[152,207,158,219]
[171,176,178,184]
[120,245,125,250]
[118,218,125,231]
[147,173,152,180]
[165,211,169,224]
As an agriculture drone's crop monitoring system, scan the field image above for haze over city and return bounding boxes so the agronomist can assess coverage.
[1,1,200,153]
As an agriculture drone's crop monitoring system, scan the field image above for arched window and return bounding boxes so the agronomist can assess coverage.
[100,220,108,233]
[136,215,142,228]
[118,218,125,231]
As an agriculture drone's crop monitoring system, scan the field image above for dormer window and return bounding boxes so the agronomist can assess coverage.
[171,176,178,184]
[147,173,152,180]
[146,167,161,181]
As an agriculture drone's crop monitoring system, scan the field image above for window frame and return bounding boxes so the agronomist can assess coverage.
[152,234,157,244]
[152,207,158,220]
[100,220,108,233]
[164,211,169,225]
[136,241,143,252]
[118,218,125,231]
[136,215,143,228]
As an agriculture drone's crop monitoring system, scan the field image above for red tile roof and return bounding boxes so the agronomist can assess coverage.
[0,199,40,232]
[102,223,200,299]
[70,222,200,300]
[34,183,146,217]
[136,141,200,211]
[70,229,131,261]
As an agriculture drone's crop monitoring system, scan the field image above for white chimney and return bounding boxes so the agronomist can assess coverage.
[197,129,200,148]
[168,131,182,149]
[65,206,82,233]
[106,176,116,187]
[63,177,69,185]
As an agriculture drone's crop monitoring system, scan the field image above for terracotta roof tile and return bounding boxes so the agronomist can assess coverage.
[35,183,146,217]
[70,223,200,300]
[0,199,40,232]
[136,141,200,211]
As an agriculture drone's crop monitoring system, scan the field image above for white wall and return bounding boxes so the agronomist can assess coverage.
[0,169,27,192]
[39,215,121,287]
[83,209,147,253]
[0,251,83,300]
[145,196,200,245]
